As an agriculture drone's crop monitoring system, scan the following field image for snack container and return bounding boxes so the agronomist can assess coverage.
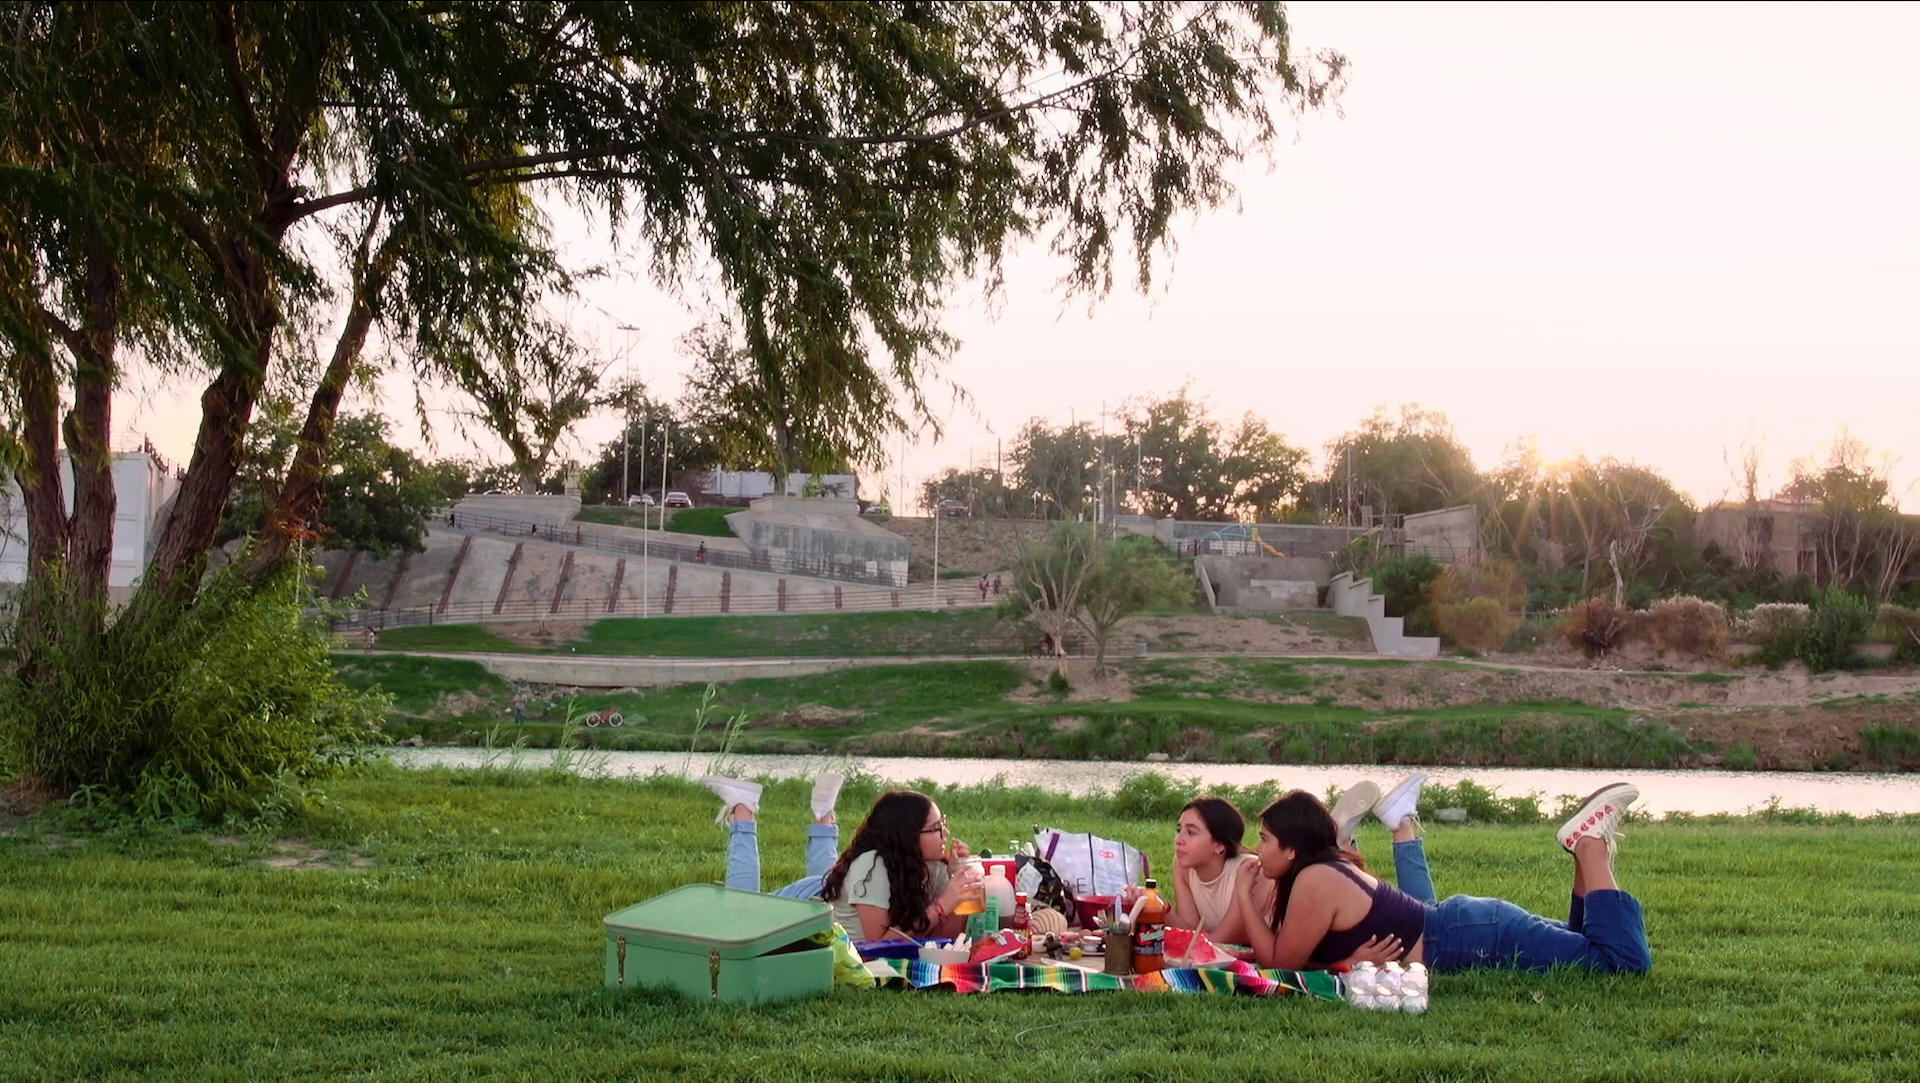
[603,884,833,1004]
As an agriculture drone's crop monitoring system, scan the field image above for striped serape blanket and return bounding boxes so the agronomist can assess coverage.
[873,958,1341,1001]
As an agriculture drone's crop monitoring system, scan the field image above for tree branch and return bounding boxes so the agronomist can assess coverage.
[212,1,276,189]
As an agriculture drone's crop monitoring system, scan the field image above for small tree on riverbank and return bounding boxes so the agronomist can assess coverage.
[1003,526,1190,669]
[1076,536,1192,666]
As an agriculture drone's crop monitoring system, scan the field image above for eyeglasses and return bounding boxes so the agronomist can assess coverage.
[920,818,949,836]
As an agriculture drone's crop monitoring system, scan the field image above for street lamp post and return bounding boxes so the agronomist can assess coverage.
[639,418,648,616]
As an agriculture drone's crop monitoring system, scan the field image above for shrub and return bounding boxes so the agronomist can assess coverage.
[1647,596,1730,659]
[1860,725,1920,768]
[1429,559,1524,651]
[1742,602,1809,668]
[1562,596,1632,656]
[1369,555,1442,637]
[1798,593,1873,673]
[0,561,387,823]
[1500,614,1558,654]
[1879,604,1920,665]
[1433,596,1518,651]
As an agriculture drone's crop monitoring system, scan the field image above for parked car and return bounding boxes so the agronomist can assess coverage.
[937,499,969,517]
[861,500,891,517]
[625,493,656,508]
[663,491,694,508]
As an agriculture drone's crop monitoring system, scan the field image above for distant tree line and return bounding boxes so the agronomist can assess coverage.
[922,394,1920,610]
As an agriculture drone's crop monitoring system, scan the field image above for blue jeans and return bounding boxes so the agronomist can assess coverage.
[1391,838,1437,904]
[726,820,838,898]
[1421,889,1651,974]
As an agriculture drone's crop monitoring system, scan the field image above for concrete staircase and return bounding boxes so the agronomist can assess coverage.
[1327,571,1441,658]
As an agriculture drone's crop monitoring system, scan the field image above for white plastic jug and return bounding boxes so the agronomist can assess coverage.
[983,865,1017,928]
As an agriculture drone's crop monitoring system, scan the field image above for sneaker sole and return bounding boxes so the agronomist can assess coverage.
[1372,772,1428,829]
[1329,782,1382,845]
[1557,783,1637,852]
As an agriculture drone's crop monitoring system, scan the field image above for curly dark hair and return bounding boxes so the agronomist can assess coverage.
[819,790,939,935]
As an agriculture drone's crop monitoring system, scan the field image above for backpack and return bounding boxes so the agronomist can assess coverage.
[1011,853,1076,917]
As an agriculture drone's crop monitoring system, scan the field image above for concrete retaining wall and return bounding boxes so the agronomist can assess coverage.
[453,493,581,529]
[1156,520,1372,558]
[727,497,909,587]
[1404,505,1479,563]
[1196,555,1332,610]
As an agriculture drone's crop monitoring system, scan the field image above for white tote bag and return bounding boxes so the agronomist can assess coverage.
[1031,827,1148,897]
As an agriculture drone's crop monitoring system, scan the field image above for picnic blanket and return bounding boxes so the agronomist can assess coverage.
[872,958,1341,1001]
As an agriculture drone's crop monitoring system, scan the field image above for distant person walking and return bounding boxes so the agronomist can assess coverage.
[992,574,1002,596]
[977,575,989,602]
[695,542,708,564]
[360,626,377,654]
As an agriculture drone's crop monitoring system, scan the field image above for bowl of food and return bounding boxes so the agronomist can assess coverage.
[1073,894,1117,929]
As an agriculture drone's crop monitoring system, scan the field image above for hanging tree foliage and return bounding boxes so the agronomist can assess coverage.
[0,1,1346,806]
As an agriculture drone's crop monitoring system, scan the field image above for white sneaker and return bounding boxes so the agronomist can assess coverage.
[701,776,763,824]
[1556,783,1638,853]
[1373,772,1429,832]
[811,772,845,821]
[1328,781,1382,850]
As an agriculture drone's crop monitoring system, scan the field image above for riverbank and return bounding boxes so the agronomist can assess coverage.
[2,769,1914,1082]
[388,749,1920,817]
[339,653,1920,772]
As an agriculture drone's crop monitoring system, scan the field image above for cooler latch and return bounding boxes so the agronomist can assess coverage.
[708,948,722,1002]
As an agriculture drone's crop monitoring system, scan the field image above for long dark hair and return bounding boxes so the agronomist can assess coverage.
[820,790,938,934]
[1257,790,1355,932]
[1182,796,1245,859]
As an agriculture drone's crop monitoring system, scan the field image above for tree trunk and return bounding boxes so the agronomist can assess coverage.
[14,344,68,587]
[12,342,70,680]
[139,238,281,604]
[62,226,124,628]
[241,227,399,579]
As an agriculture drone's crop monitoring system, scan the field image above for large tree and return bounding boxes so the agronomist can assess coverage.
[1009,419,1102,520]
[218,408,442,559]
[1,1,1345,803]
[1122,388,1307,521]
[1780,434,1919,602]
[1323,405,1482,521]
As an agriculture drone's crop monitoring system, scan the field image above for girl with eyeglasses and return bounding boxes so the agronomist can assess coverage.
[704,775,983,941]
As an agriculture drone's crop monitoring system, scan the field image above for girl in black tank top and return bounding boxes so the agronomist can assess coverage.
[1233,784,1653,978]
[1234,789,1415,971]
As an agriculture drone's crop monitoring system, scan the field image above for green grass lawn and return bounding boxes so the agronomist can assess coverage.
[376,608,1024,658]
[2,770,1914,1081]
[339,655,1742,770]
[573,504,737,537]
[372,609,1373,659]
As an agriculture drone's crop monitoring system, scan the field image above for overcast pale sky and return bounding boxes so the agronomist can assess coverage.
[121,1,1920,510]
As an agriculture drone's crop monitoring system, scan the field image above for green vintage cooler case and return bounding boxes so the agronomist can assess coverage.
[603,884,834,1004]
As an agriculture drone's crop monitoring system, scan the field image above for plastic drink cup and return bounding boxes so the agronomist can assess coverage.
[951,857,985,915]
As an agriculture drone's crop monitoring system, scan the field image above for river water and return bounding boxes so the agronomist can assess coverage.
[388,748,1920,817]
